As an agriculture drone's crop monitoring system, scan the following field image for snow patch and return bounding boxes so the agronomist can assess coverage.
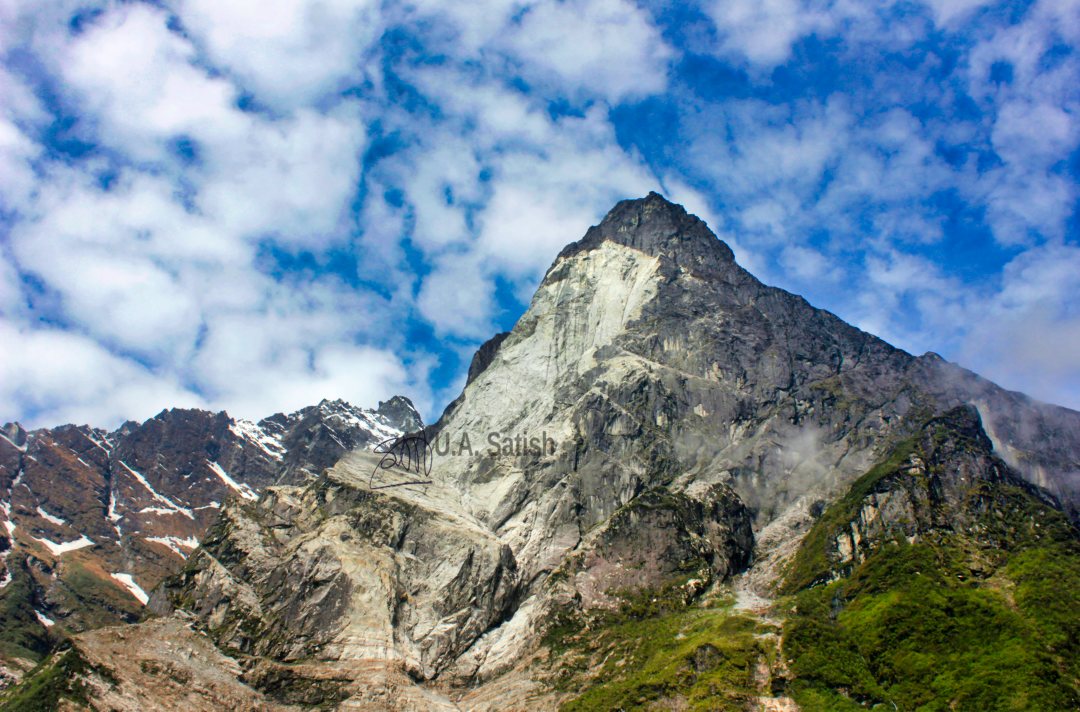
[137,506,192,516]
[118,461,194,519]
[83,430,112,453]
[144,535,198,559]
[35,534,94,556]
[206,460,257,500]
[110,572,149,605]
[36,506,66,526]
[229,419,285,460]
[34,610,55,627]
[1,500,14,536]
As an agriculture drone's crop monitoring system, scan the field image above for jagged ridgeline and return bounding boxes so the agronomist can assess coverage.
[2,194,1079,711]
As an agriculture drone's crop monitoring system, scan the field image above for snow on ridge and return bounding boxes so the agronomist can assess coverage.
[36,506,66,526]
[144,535,198,559]
[82,430,112,453]
[1,499,14,536]
[206,460,257,500]
[0,567,11,589]
[35,610,55,627]
[0,431,27,452]
[229,419,285,460]
[35,534,94,556]
[110,572,149,605]
[118,461,194,520]
[318,401,407,449]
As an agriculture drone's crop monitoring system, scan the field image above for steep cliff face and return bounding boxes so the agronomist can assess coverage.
[6,194,1078,710]
[0,397,420,680]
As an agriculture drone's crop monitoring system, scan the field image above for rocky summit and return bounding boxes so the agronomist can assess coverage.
[2,194,1078,711]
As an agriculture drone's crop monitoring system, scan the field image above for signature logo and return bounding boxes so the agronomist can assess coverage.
[368,431,434,490]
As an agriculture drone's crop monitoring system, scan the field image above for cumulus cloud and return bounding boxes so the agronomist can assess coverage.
[704,0,830,66]
[502,0,673,102]
[0,320,203,428]
[960,245,1080,408]
[169,0,383,109]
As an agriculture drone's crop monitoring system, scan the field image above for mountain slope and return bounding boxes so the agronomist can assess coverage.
[0,397,421,683]
[781,406,1079,710]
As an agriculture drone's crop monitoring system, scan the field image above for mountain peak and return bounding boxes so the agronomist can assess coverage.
[557,192,735,269]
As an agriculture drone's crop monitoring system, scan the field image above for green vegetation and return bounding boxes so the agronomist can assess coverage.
[780,409,1080,710]
[784,539,1080,711]
[0,564,52,663]
[54,559,142,628]
[546,591,771,711]
[781,435,918,594]
[0,646,110,711]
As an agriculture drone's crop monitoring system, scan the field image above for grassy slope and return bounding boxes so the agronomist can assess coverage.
[0,646,109,711]
[780,418,1080,711]
[784,539,1080,711]
[545,584,772,711]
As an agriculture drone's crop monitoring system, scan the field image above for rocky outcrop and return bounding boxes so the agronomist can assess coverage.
[149,453,519,704]
[784,405,1075,591]
[553,484,754,609]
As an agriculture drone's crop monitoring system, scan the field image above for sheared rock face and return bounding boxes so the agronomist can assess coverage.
[145,194,1080,704]
[554,484,754,610]
[0,397,421,671]
[153,457,518,685]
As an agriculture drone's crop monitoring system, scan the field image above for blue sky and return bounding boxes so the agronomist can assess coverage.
[0,0,1078,428]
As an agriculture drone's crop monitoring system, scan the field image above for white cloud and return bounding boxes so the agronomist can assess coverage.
[779,244,841,282]
[962,0,1080,244]
[195,106,367,248]
[960,245,1080,408]
[0,319,202,428]
[502,0,673,102]
[55,3,241,162]
[921,0,995,27]
[705,0,825,66]
[0,67,44,210]
[3,0,1079,430]
[170,0,382,109]
[416,253,497,339]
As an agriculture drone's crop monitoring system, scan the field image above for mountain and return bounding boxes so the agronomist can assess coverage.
[0,397,421,684]
[3,193,1078,711]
